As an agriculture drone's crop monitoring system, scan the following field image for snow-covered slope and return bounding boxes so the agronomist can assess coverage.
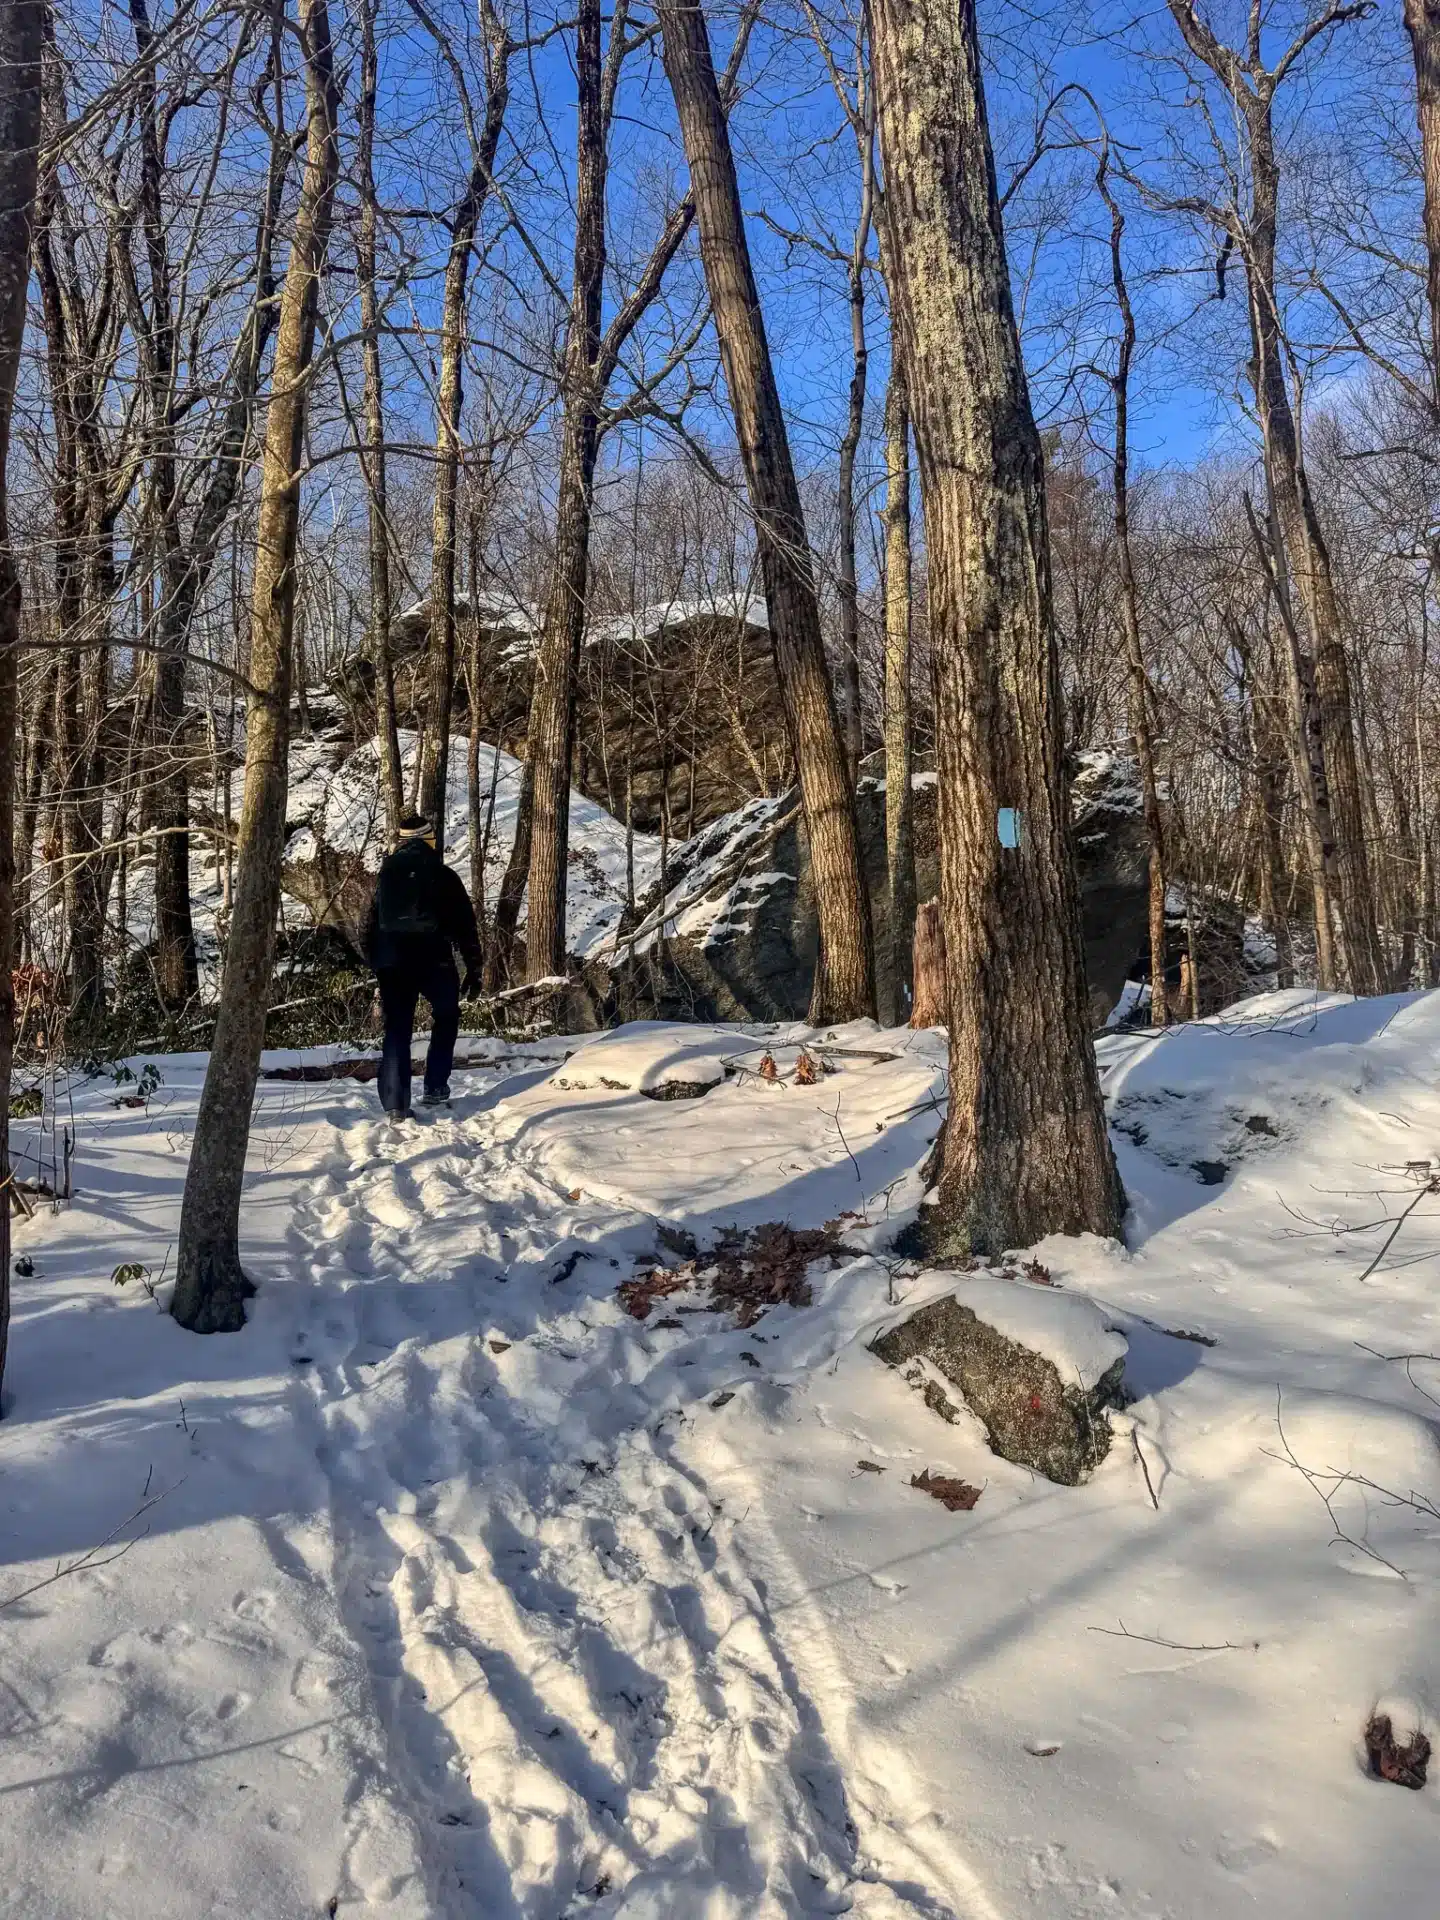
[4,992,1440,1915]
[118,729,661,975]
[283,730,664,959]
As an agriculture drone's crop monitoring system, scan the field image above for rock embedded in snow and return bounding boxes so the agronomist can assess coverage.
[547,1021,734,1099]
[871,1276,1128,1484]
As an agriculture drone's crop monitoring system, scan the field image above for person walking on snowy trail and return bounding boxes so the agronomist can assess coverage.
[362,812,483,1119]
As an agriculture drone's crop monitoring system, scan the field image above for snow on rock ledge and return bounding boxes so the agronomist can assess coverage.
[548,1022,735,1099]
[872,1275,1128,1484]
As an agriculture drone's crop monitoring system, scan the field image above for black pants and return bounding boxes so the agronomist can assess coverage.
[376,960,460,1115]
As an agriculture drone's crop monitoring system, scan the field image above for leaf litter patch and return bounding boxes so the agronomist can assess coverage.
[618,1220,853,1327]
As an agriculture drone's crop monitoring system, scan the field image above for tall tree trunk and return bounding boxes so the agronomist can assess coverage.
[1242,484,1339,986]
[357,0,402,833]
[173,0,339,1334]
[1244,135,1382,994]
[415,5,510,838]
[1406,0,1440,403]
[130,0,293,1008]
[34,42,116,1030]
[1165,2,1384,996]
[657,0,874,1022]
[881,367,915,1025]
[0,0,42,1399]
[1099,157,1167,1026]
[837,132,874,776]
[522,413,602,979]
[130,0,196,1008]
[870,0,1122,1253]
[515,0,606,983]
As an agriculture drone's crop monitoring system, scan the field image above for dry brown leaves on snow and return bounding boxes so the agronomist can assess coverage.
[617,1221,848,1327]
[1365,1713,1431,1790]
[617,1266,691,1320]
[910,1468,983,1512]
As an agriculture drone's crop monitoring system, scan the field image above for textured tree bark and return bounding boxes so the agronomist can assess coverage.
[523,408,602,980]
[1242,487,1339,986]
[0,0,42,1399]
[881,368,916,1025]
[172,0,339,1334]
[1232,618,1297,992]
[908,898,945,1030]
[871,0,1122,1253]
[358,0,402,834]
[1099,159,1167,1026]
[416,4,510,838]
[657,0,874,1022]
[1406,0,1440,402]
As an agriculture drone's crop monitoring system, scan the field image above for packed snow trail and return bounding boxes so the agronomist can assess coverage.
[283,1089,983,1917]
[11,1000,1440,1918]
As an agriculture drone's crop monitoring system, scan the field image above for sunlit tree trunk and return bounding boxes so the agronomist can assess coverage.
[658,0,874,1021]
[881,368,915,1024]
[871,0,1122,1253]
[173,0,340,1333]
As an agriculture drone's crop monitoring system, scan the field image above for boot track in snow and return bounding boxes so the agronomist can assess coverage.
[284,1105,982,1917]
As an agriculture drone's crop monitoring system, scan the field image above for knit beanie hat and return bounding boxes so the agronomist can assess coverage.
[396,812,433,843]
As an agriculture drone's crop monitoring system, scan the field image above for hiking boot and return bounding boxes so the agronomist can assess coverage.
[418,1084,450,1108]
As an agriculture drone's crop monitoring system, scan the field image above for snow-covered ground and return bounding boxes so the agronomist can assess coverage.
[111,730,665,988]
[3,992,1440,1915]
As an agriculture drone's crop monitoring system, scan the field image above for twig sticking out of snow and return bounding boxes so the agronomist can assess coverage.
[1132,1429,1160,1510]
[1264,1389,1437,1581]
[1087,1621,1258,1653]
[0,1475,181,1613]
[1355,1175,1440,1284]
[1355,1343,1440,1416]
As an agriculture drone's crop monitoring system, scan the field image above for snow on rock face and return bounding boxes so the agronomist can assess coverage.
[872,1275,1128,1484]
[949,1273,1128,1392]
[548,1021,735,1094]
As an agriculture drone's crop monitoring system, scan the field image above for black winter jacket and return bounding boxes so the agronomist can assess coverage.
[362,840,483,977]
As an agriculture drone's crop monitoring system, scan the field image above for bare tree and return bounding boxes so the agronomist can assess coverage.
[1097,150,1167,1025]
[870,0,1122,1251]
[1164,0,1385,995]
[0,0,44,1397]
[1405,0,1440,402]
[357,0,403,832]
[173,0,341,1334]
[124,0,294,1010]
[412,0,511,837]
[657,0,875,1021]
[881,365,915,1024]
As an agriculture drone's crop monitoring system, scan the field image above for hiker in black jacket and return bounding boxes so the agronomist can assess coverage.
[362,812,483,1118]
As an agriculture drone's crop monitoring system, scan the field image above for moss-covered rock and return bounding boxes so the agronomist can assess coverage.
[871,1290,1127,1485]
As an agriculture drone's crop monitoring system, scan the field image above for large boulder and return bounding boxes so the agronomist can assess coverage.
[870,1276,1128,1485]
[596,751,1151,1028]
